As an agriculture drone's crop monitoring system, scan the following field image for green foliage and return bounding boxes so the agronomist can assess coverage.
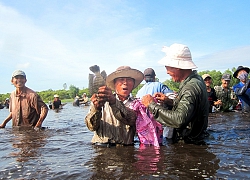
[199,67,239,88]
[199,70,222,87]
[0,93,11,104]
[68,85,80,98]
[163,79,180,92]
[132,84,144,97]
[0,67,244,103]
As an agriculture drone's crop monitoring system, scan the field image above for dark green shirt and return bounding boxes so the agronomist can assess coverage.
[148,71,209,144]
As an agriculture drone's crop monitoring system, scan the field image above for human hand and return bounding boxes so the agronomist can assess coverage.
[34,126,41,131]
[153,92,167,103]
[214,100,222,106]
[141,94,154,108]
[91,93,105,110]
[97,86,116,105]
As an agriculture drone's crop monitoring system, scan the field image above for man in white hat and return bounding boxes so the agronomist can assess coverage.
[141,43,209,144]
[52,94,62,109]
[85,66,144,147]
[0,70,48,129]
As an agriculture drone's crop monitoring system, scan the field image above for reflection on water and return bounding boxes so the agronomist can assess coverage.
[134,145,162,174]
[0,104,249,179]
[10,128,49,162]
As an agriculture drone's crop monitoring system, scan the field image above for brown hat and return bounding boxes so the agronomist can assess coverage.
[233,66,250,78]
[106,66,144,90]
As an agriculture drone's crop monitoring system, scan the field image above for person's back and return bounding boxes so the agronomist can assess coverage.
[136,68,172,99]
[73,97,80,106]
[137,82,172,99]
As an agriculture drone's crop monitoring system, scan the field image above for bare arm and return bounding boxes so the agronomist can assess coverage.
[0,113,12,128]
[35,104,48,127]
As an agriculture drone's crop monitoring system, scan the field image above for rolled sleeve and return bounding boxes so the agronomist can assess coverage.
[85,105,102,131]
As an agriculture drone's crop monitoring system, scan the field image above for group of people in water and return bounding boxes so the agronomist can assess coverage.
[202,66,250,113]
[0,98,10,109]
[1,43,249,148]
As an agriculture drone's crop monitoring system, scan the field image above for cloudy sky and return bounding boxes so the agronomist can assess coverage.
[0,0,249,94]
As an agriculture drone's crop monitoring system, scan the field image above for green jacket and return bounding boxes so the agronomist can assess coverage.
[148,71,209,144]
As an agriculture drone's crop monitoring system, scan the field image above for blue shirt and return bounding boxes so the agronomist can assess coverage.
[233,81,250,111]
[136,82,173,99]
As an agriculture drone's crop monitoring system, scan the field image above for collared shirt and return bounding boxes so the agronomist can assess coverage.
[9,87,48,127]
[214,85,237,111]
[136,82,172,99]
[85,95,136,145]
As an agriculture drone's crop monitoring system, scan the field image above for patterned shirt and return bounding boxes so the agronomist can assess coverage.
[214,86,237,111]
[85,95,136,145]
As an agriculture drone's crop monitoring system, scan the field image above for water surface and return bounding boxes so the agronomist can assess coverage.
[0,104,249,179]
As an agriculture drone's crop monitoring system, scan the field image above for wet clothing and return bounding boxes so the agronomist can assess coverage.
[207,88,217,113]
[148,71,209,144]
[53,100,62,109]
[9,87,48,127]
[85,95,136,145]
[73,98,80,106]
[136,82,172,99]
[233,80,250,112]
[4,100,9,109]
[83,96,89,103]
[136,81,173,139]
[214,86,237,112]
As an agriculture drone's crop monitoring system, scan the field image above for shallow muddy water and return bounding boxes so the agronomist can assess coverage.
[0,104,249,179]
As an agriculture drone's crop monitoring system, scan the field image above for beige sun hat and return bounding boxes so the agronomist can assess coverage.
[106,66,144,90]
[54,94,59,98]
[202,74,211,80]
[158,43,197,69]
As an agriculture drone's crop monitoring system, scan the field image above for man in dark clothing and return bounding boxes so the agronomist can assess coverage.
[141,43,209,144]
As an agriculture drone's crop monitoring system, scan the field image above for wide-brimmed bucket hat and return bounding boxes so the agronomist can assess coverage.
[106,66,144,90]
[158,43,197,69]
[233,66,250,78]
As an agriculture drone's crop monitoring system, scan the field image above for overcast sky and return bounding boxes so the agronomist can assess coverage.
[0,0,249,94]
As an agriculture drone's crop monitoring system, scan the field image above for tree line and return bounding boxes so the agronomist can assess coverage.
[0,85,89,104]
[162,67,240,92]
[0,67,241,103]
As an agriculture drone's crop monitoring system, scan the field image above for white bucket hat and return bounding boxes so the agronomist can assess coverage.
[158,43,197,69]
[106,66,144,90]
